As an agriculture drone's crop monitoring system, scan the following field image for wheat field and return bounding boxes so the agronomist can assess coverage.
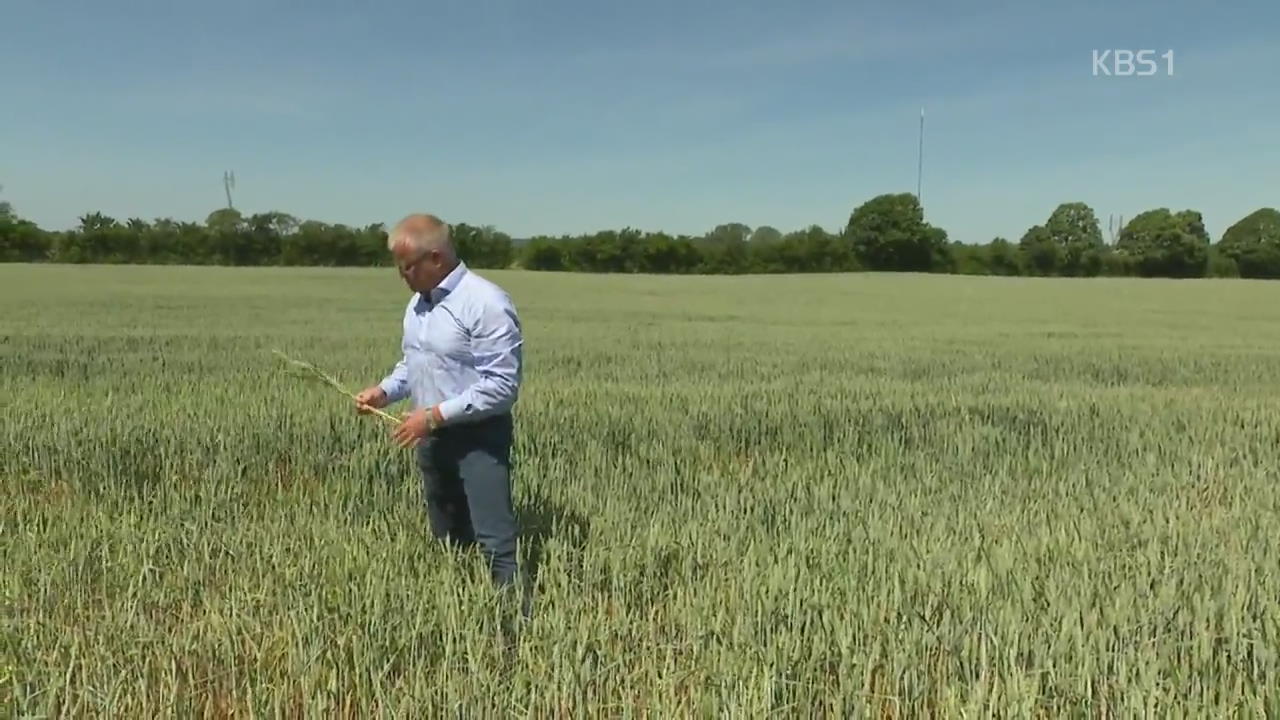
[3,263,1279,716]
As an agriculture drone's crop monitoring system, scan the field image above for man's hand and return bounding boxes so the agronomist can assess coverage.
[391,406,442,449]
[354,386,388,415]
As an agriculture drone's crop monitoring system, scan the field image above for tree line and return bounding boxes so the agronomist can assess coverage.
[3,194,1279,278]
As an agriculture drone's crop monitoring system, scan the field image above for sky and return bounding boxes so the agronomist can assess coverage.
[2,0,1277,243]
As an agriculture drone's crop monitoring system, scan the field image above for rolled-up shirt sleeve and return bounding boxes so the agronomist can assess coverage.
[436,294,522,425]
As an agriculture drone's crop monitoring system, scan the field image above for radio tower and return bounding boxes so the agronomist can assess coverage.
[917,107,924,209]
[223,170,236,209]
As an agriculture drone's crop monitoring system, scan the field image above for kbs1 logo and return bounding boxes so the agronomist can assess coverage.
[1092,49,1174,76]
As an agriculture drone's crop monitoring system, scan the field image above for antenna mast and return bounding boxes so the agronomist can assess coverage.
[223,170,236,209]
[1108,214,1124,244]
[917,107,924,207]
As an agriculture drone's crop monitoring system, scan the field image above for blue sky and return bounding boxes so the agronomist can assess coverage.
[3,0,1277,243]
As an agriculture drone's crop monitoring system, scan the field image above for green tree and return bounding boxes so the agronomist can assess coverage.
[707,223,751,244]
[845,193,949,271]
[48,212,131,263]
[1217,208,1280,279]
[360,223,389,266]
[205,208,244,232]
[781,225,856,272]
[1206,247,1241,278]
[452,223,515,269]
[1018,225,1058,276]
[1044,202,1105,276]
[520,236,566,271]
[698,223,751,273]
[0,205,50,261]
[279,220,327,265]
[638,232,699,273]
[243,212,296,265]
[202,208,251,264]
[986,237,1021,275]
[946,242,989,275]
[748,225,782,245]
[1116,208,1210,278]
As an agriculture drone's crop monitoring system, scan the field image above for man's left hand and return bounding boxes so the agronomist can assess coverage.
[392,406,443,448]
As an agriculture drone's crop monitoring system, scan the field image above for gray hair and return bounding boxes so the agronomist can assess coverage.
[388,213,455,260]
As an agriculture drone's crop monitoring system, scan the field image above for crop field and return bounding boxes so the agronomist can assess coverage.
[3,263,1280,716]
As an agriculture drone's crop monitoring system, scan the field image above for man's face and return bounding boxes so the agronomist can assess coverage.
[391,239,446,293]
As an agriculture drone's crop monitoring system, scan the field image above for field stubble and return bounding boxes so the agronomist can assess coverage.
[3,265,1280,716]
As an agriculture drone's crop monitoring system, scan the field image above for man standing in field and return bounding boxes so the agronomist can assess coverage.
[354,213,524,589]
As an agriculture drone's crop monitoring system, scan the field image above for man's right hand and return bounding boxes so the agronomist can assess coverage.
[354,386,388,415]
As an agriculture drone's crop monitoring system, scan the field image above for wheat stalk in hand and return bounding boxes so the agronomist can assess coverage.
[271,349,400,425]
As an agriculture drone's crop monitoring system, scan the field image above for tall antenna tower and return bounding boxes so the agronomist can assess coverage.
[1108,213,1124,244]
[917,107,924,208]
[223,170,236,209]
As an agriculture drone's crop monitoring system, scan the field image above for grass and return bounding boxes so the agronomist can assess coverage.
[3,263,1280,716]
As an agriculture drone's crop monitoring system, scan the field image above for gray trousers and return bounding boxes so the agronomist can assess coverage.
[415,412,518,586]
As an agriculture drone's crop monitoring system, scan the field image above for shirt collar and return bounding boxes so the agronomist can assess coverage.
[421,260,468,306]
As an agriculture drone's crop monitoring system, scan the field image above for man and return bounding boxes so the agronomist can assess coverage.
[354,213,523,588]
